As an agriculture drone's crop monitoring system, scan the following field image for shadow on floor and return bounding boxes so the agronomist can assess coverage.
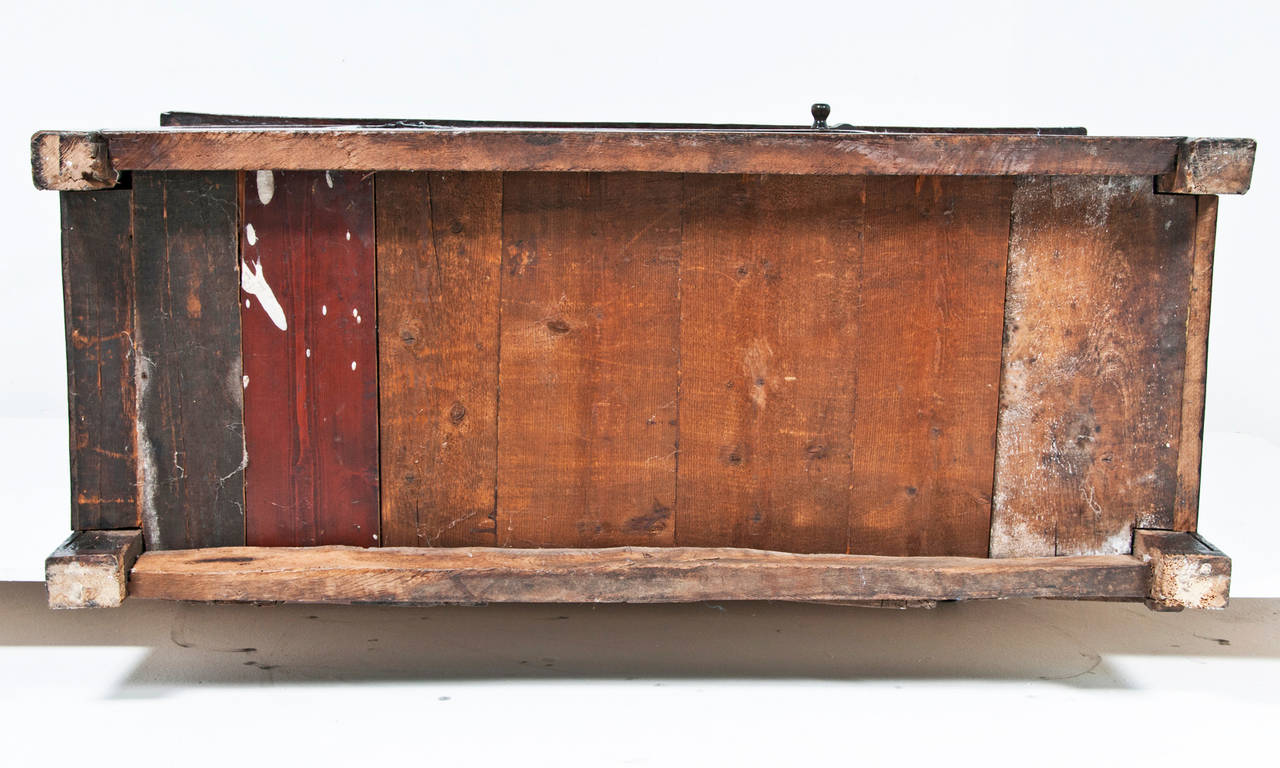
[1,581,1276,695]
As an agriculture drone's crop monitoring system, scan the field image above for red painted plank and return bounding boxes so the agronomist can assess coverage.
[241,170,379,546]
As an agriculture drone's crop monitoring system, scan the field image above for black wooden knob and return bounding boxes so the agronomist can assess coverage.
[811,103,831,129]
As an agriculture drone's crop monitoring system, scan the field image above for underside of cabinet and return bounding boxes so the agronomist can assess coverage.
[36,109,1254,610]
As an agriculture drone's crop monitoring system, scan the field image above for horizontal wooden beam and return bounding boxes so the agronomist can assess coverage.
[128,545,1148,604]
[1133,529,1231,610]
[1157,138,1256,195]
[45,529,143,609]
[30,128,1232,189]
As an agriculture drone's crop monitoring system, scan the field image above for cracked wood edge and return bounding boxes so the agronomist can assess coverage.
[32,132,120,190]
[46,529,143,609]
[1132,529,1230,610]
[128,546,1147,604]
[1157,138,1256,194]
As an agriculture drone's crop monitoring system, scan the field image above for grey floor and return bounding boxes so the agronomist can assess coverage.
[2,581,1276,690]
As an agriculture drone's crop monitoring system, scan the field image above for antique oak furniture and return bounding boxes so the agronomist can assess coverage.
[35,107,1254,610]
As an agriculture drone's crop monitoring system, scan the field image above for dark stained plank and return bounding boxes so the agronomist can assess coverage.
[847,176,1013,556]
[677,175,862,553]
[991,176,1197,557]
[241,171,379,547]
[61,189,138,530]
[132,172,245,550]
[1174,195,1218,532]
[45,529,143,609]
[41,129,1208,181]
[128,545,1149,605]
[159,109,1088,134]
[497,172,681,547]
[377,172,502,546]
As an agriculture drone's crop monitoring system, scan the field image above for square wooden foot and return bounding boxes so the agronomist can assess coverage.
[45,529,143,609]
[1133,529,1231,611]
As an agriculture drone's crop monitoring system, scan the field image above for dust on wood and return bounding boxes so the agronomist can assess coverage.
[45,529,142,609]
[991,177,1197,557]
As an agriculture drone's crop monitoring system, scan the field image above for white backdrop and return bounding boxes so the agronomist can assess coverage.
[1,0,1275,592]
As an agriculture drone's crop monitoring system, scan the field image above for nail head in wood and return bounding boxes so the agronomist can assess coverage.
[31,131,121,191]
[1156,137,1256,195]
[45,529,143,609]
[1132,529,1231,611]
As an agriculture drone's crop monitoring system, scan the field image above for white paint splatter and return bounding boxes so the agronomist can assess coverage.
[305,348,311,358]
[245,299,251,309]
[256,170,275,205]
[345,230,351,241]
[242,375,250,389]
[351,361,358,371]
[245,223,258,246]
[352,308,359,318]
[240,258,288,331]
[325,170,334,188]
[322,304,328,316]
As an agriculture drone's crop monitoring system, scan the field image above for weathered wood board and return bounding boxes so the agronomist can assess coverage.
[61,188,139,531]
[377,172,502,546]
[990,176,1197,557]
[132,172,245,550]
[128,545,1148,604]
[241,170,379,547]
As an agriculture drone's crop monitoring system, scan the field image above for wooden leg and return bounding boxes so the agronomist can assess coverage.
[45,529,143,609]
[1133,529,1231,611]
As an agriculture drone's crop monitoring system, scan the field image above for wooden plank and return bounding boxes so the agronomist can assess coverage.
[128,545,1149,604]
[1157,138,1256,195]
[34,129,1211,181]
[990,176,1198,557]
[241,171,379,547]
[377,172,502,546]
[61,189,138,530]
[46,529,142,609]
[1133,529,1230,610]
[159,109,1089,134]
[848,177,1012,556]
[497,173,681,547]
[677,175,862,553]
[133,172,245,550]
[1174,196,1218,532]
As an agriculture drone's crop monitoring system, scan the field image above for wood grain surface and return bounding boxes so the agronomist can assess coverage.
[61,189,139,530]
[128,545,1148,604]
[990,176,1197,557]
[377,172,502,546]
[497,173,682,547]
[241,170,379,547]
[1174,195,1218,533]
[132,172,245,550]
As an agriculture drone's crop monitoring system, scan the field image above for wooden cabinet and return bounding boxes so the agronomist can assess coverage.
[35,108,1253,610]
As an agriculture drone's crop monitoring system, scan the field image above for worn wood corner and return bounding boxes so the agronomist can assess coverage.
[1156,138,1256,195]
[1132,529,1231,611]
[45,529,143,609]
[31,131,121,191]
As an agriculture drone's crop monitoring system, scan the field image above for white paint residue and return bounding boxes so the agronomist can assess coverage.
[240,258,288,331]
[242,375,250,389]
[352,308,359,318]
[325,171,334,188]
[305,348,311,358]
[256,171,275,205]
[351,361,358,371]
[245,223,258,246]
[322,304,328,316]
[245,299,251,309]
[345,230,351,241]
